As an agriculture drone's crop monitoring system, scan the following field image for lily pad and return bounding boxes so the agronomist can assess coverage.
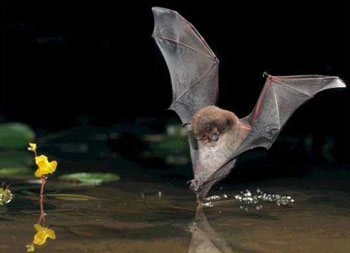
[0,123,35,149]
[0,150,33,168]
[0,167,33,179]
[59,173,120,185]
[46,193,97,201]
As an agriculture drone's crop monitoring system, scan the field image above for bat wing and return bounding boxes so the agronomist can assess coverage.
[238,74,346,153]
[152,7,219,125]
[197,74,346,200]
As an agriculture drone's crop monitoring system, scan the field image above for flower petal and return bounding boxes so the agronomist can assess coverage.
[26,243,35,252]
[48,161,57,174]
[33,224,42,231]
[34,231,47,245]
[46,229,56,240]
[34,169,43,178]
[29,143,37,152]
[35,155,49,169]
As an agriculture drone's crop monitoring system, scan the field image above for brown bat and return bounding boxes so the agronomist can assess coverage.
[152,7,346,203]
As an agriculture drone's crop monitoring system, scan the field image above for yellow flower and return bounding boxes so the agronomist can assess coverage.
[34,155,57,178]
[26,243,35,252]
[28,143,37,153]
[33,224,56,246]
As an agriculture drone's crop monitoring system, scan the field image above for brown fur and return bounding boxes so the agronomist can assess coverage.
[191,106,239,141]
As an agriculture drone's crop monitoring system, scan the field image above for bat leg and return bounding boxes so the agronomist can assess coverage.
[187,179,200,191]
[187,179,203,205]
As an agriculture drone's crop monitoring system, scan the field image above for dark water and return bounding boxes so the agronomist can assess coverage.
[2,172,350,252]
[1,127,350,252]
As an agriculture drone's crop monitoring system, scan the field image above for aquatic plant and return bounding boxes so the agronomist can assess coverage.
[0,123,35,149]
[59,172,120,185]
[0,187,13,205]
[26,143,57,252]
[28,142,57,221]
[33,155,57,178]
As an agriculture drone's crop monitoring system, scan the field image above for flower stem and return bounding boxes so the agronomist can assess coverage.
[38,176,47,224]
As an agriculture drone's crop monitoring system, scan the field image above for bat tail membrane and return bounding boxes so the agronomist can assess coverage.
[152,7,219,125]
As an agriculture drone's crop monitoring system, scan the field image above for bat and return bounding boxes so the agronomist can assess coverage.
[152,7,346,203]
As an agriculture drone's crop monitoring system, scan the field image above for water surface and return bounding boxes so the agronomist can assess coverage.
[2,169,350,252]
[1,127,349,252]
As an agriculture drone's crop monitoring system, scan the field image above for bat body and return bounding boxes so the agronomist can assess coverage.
[152,7,346,202]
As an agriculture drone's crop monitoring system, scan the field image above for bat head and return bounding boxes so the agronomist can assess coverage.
[191,106,239,144]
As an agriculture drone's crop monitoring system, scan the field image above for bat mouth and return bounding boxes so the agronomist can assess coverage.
[210,133,219,141]
[198,133,219,144]
[240,124,252,131]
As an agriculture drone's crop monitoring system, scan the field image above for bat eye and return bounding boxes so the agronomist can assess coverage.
[211,133,219,141]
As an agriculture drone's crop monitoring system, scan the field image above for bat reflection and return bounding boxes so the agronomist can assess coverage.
[188,208,233,253]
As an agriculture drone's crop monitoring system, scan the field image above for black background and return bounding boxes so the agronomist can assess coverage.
[1,0,348,161]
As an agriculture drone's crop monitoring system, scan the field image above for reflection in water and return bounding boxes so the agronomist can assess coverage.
[25,180,56,252]
[25,195,56,252]
[26,223,56,252]
[189,191,295,253]
[189,208,233,253]
[25,183,56,252]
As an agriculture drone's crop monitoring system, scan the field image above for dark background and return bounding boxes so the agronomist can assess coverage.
[1,0,348,163]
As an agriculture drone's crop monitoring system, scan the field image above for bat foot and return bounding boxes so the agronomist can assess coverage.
[187,179,200,192]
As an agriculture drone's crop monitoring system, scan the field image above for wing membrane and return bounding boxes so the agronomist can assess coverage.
[152,7,219,124]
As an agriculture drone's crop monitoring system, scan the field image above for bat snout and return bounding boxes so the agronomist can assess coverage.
[207,127,220,143]
[210,133,219,141]
[197,128,220,144]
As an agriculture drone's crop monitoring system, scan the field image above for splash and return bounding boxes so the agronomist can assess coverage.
[203,189,294,210]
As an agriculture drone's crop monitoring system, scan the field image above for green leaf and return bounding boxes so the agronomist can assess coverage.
[0,151,33,168]
[0,167,33,179]
[45,193,97,201]
[59,172,120,185]
[0,123,35,149]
